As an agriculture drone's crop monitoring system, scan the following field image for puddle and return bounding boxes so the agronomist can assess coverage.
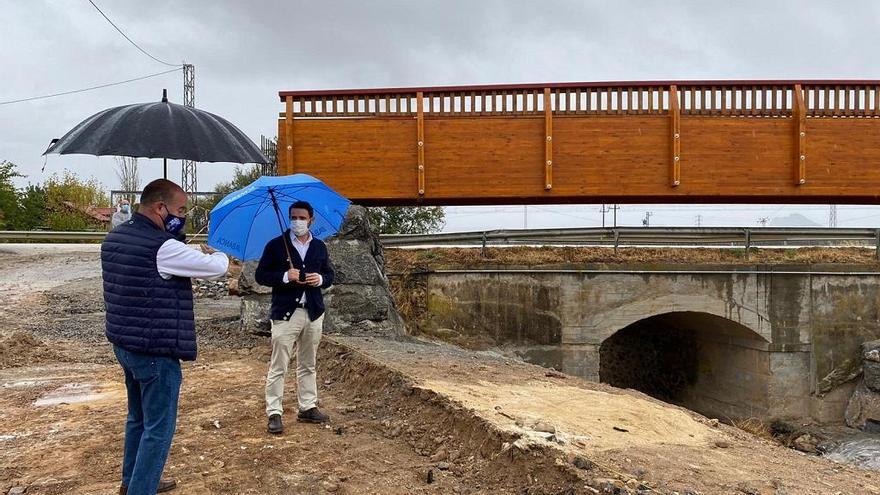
[823,436,880,471]
[33,383,118,407]
[2,378,65,389]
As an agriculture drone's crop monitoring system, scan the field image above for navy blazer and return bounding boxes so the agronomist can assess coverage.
[255,230,334,321]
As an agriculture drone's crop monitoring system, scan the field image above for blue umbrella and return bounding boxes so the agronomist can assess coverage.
[208,174,351,261]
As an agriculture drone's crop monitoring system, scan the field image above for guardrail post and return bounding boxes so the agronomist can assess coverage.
[744,228,751,259]
[875,229,880,260]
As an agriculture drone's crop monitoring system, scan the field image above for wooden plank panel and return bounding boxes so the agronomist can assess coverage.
[553,116,669,195]
[423,118,545,198]
[806,119,880,193]
[681,117,794,192]
[290,119,418,199]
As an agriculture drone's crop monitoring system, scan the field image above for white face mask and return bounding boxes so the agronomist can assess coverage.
[291,219,310,236]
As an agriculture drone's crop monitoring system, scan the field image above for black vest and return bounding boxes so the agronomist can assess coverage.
[102,213,196,360]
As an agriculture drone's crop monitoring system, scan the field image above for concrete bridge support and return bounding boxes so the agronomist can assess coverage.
[423,265,880,423]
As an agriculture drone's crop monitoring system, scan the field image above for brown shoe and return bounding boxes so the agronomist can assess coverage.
[119,478,177,494]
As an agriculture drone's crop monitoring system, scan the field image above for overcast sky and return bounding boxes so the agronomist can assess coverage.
[4,0,880,231]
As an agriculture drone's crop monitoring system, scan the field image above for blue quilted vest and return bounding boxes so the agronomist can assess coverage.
[102,213,196,360]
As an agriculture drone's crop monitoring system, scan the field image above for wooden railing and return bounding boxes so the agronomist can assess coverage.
[280,81,880,118]
[274,80,880,206]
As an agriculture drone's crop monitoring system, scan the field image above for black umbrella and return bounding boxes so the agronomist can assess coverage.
[44,89,269,177]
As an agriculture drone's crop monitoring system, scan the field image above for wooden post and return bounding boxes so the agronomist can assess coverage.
[793,84,807,185]
[417,92,425,196]
[285,95,294,174]
[670,85,681,187]
[544,88,553,190]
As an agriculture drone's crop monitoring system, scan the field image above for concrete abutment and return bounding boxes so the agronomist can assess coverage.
[422,265,880,423]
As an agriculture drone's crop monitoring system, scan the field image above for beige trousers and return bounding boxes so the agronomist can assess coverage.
[265,309,324,417]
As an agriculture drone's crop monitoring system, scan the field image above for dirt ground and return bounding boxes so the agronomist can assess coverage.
[384,245,880,272]
[2,245,880,494]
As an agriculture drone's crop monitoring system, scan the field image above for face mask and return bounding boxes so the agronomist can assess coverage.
[291,219,310,236]
[120,204,130,214]
[163,205,186,236]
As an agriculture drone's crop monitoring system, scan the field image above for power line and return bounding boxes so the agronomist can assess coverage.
[0,67,182,106]
[87,0,179,67]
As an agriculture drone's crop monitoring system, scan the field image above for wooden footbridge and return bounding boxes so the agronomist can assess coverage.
[277,80,880,206]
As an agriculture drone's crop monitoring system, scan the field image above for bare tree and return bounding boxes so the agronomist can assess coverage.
[115,157,140,203]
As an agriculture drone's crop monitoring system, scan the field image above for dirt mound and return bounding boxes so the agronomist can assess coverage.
[0,331,58,368]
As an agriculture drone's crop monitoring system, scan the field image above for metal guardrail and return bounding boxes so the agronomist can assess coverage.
[2,227,880,257]
[381,227,880,258]
[0,231,208,242]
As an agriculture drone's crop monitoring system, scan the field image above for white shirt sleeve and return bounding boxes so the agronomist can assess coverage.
[156,239,229,280]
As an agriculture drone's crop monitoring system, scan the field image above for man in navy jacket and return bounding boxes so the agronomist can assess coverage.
[255,200,335,434]
[103,179,229,494]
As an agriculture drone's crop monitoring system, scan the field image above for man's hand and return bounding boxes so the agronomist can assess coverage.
[287,268,302,283]
[199,244,217,255]
[305,273,321,287]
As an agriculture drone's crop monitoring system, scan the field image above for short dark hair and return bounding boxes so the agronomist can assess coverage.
[140,179,184,206]
[289,200,313,218]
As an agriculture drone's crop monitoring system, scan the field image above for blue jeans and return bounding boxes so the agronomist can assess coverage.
[113,345,181,495]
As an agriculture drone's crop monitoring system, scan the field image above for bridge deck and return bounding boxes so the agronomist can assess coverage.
[277,80,880,205]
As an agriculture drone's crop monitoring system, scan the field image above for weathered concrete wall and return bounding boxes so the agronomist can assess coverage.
[423,264,880,423]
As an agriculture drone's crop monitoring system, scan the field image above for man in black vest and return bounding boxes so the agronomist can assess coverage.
[102,179,229,495]
[256,200,335,434]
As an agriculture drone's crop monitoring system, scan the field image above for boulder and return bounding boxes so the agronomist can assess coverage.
[237,261,273,296]
[845,381,880,429]
[863,340,880,391]
[815,358,862,397]
[792,433,819,454]
[240,295,271,336]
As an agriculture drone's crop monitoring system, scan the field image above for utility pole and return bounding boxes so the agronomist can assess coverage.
[642,211,654,227]
[695,214,702,227]
[610,204,620,228]
[181,63,197,198]
[829,205,838,227]
[600,204,610,228]
[758,217,769,227]
[523,205,528,229]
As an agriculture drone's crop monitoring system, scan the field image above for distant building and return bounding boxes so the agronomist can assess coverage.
[60,201,114,229]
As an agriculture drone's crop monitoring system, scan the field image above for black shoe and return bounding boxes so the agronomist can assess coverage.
[157,480,177,493]
[119,479,176,494]
[267,414,284,434]
[297,407,330,424]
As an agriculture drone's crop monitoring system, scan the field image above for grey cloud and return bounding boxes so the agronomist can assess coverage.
[2,0,880,228]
